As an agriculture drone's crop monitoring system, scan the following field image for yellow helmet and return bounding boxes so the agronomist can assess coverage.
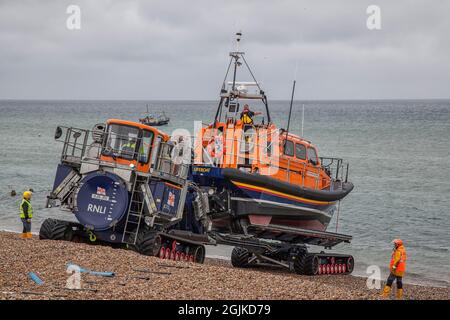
[23,191,32,200]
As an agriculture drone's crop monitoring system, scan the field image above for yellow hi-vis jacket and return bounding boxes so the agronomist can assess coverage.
[122,142,145,156]
[20,199,33,219]
[241,112,254,125]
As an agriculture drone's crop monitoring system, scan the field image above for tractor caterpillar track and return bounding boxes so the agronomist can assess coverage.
[39,218,209,264]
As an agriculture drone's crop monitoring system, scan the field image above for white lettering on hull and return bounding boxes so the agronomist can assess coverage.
[87,204,106,214]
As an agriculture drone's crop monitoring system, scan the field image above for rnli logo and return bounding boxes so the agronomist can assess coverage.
[87,204,106,214]
[97,187,106,195]
[91,186,109,201]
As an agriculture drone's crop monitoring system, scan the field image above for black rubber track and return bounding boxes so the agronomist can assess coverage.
[135,230,162,256]
[293,254,306,275]
[346,256,355,274]
[231,247,251,268]
[39,218,72,241]
[302,254,320,275]
[193,245,206,264]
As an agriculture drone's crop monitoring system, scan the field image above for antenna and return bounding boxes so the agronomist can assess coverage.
[235,31,242,52]
[285,80,296,137]
[231,31,242,91]
[301,103,305,137]
[285,61,299,138]
[214,32,271,124]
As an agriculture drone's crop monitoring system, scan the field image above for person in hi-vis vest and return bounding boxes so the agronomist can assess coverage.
[381,239,407,299]
[240,104,261,125]
[19,191,33,239]
[122,137,146,160]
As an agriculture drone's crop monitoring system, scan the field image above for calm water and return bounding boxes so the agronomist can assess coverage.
[1,100,449,287]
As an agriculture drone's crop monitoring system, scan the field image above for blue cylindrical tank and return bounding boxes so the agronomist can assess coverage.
[74,171,129,231]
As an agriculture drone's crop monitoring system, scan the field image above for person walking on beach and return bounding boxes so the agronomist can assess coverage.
[19,191,33,239]
[381,239,407,299]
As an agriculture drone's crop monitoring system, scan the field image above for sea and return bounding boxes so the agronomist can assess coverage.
[0,99,449,287]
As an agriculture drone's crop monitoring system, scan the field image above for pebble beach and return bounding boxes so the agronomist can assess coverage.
[0,231,448,300]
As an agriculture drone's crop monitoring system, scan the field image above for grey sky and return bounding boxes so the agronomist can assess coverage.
[0,0,449,100]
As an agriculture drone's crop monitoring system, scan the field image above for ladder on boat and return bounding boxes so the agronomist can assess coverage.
[122,173,157,245]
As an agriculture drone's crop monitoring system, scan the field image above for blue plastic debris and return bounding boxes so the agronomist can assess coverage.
[67,263,115,277]
[28,272,44,285]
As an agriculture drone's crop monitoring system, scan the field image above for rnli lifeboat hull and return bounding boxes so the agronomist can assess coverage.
[191,166,354,233]
[223,168,353,232]
[222,168,354,203]
[231,189,335,232]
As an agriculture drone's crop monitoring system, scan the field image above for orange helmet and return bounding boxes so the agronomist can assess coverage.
[392,239,403,246]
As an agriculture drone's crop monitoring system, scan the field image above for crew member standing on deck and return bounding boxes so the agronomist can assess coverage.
[381,239,407,299]
[240,104,261,125]
[19,191,33,239]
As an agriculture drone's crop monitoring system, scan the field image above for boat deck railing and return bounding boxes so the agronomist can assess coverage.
[319,156,350,182]
[56,126,189,181]
[57,125,137,169]
[153,142,190,182]
[58,126,91,165]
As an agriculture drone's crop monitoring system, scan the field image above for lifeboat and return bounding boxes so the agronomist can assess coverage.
[191,33,353,233]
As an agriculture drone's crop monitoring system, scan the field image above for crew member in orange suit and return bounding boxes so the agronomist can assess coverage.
[381,239,407,299]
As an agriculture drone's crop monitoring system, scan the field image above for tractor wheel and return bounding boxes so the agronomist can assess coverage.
[302,254,320,275]
[293,251,307,275]
[135,230,162,256]
[39,218,73,241]
[193,245,206,264]
[231,247,251,268]
[346,256,355,274]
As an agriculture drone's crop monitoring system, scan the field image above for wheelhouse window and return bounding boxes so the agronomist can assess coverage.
[266,141,272,157]
[103,124,139,160]
[139,130,154,164]
[295,143,306,160]
[283,140,294,157]
[307,147,318,165]
[151,135,163,168]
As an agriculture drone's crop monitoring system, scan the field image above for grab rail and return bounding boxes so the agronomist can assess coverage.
[319,156,350,183]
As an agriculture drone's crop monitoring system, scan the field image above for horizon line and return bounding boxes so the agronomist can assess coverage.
[1,98,450,102]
